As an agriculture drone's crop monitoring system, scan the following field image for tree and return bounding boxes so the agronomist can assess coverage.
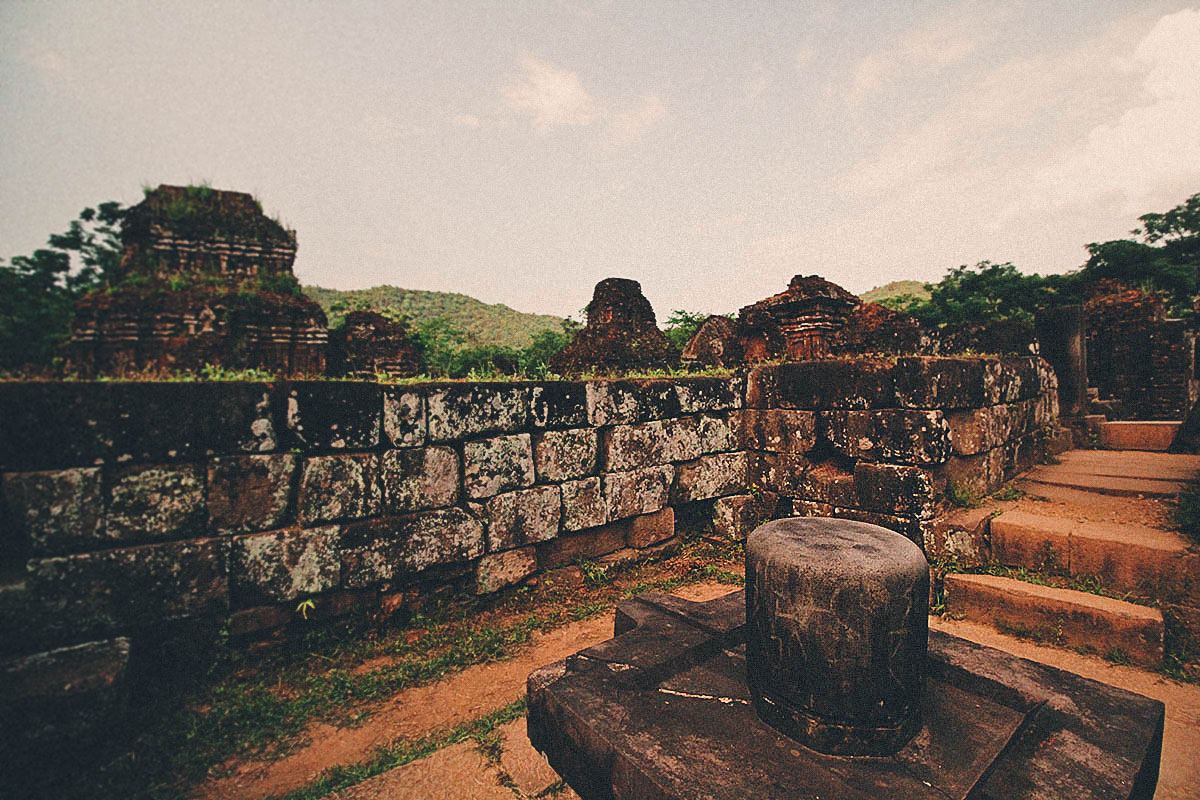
[663,309,710,352]
[410,316,465,377]
[0,202,125,370]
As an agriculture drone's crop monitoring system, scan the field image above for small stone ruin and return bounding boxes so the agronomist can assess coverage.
[528,516,1164,799]
[549,277,676,375]
[70,184,328,376]
[326,310,419,378]
[680,315,741,368]
[738,274,861,360]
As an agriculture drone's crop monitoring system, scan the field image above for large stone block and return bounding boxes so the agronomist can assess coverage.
[822,409,952,465]
[626,507,675,548]
[733,409,817,453]
[894,357,1002,409]
[797,462,858,507]
[283,382,381,450]
[426,385,530,441]
[484,485,561,552]
[383,388,426,448]
[381,447,460,513]
[297,454,380,525]
[605,465,674,521]
[754,452,814,497]
[0,637,131,762]
[207,454,297,534]
[560,477,607,532]
[536,523,627,569]
[696,414,737,454]
[934,453,991,505]
[475,546,537,594]
[28,537,229,631]
[463,434,535,499]
[531,382,589,429]
[534,428,598,482]
[230,525,340,604]
[0,383,117,470]
[340,508,485,587]
[674,377,744,413]
[853,462,936,518]
[945,407,999,456]
[673,452,749,503]
[3,468,105,556]
[746,361,896,410]
[712,492,780,541]
[108,463,205,544]
[586,381,682,426]
[603,419,701,471]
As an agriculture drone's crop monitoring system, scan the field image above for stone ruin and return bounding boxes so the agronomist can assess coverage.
[528,517,1164,799]
[326,310,419,379]
[682,275,925,368]
[70,184,328,376]
[549,277,676,375]
[1084,282,1197,420]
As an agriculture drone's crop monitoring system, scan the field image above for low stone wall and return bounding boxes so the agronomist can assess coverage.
[0,356,1062,754]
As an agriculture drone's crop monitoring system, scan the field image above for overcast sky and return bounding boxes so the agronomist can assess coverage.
[2,1,1199,319]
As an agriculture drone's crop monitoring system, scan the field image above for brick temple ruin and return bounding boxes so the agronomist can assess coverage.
[549,277,676,375]
[70,185,330,376]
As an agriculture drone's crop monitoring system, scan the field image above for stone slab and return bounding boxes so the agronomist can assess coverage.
[1100,421,1182,452]
[529,591,1164,800]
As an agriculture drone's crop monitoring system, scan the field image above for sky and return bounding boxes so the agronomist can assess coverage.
[2,1,1199,320]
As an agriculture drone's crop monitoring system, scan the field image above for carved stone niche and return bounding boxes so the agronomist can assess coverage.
[736,275,860,362]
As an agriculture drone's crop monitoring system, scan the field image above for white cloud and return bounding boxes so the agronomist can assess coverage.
[846,53,889,107]
[451,113,482,129]
[501,53,598,130]
[361,114,426,141]
[744,61,771,102]
[18,42,72,82]
[1031,9,1200,214]
[608,93,666,144]
[795,43,815,72]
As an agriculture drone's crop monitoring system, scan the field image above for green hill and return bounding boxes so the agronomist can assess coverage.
[303,285,567,349]
[860,280,930,304]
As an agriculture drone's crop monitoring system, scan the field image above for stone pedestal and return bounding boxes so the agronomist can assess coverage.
[746,518,928,755]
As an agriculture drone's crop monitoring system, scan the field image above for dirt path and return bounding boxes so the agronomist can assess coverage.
[195,582,736,800]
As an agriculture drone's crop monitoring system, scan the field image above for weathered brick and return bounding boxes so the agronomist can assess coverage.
[934,454,991,506]
[297,454,380,525]
[341,508,485,587]
[231,526,340,603]
[383,388,426,447]
[108,463,205,544]
[3,468,104,556]
[560,477,607,531]
[732,409,817,453]
[534,428,598,482]
[746,361,896,410]
[585,381,681,426]
[605,465,674,521]
[798,462,858,507]
[674,377,744,413]
[283,382,381,450]
[484,485,561,552]
[753,452,814,497]
[381,447,460,512]
[207,454,297,534]
[536,523,627,569]
[463,434,535,499]
[673,452,748,502]
[696,414,736,454]
[945,407,997,456]
[626,507,675,548]
[28,538,229,630]
[603,418,701,471]
[823,409,952,465]
[476,546,537,594]
[530,383,589,429]
[853,462,936,518]
[711,492,779,541]
[427,385,529,441]
[894,357,1000,409]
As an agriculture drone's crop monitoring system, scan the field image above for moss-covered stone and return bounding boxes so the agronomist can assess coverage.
[107,464,205,544]
[207,454,297,534]
[3,468,104,556]
[463,434,534,499]
[230,526,340,604]
[297,454,380,525]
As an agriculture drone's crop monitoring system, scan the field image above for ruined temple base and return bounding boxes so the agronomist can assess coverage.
[528,591,1164,800]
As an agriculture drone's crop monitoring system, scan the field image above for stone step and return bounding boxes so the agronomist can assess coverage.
[1051,448,1200,481]
[990,510,1192,598]
[1100,421,1182,452]
[943,573,1164,666]
[1016,469,1183,498]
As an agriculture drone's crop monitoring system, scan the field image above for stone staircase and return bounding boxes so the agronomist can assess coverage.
[942,449,1200,668]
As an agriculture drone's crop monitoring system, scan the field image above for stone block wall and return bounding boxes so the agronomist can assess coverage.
[1088,318,1197,420]
[0,357,1061,750]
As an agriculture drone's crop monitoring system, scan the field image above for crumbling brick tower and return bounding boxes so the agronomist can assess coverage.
[70,184,328,376]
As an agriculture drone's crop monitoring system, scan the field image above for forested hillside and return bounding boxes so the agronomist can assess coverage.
[303,285,567,349]
[861,280,931,304]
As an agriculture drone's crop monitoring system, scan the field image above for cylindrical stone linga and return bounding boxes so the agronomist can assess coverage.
[745,517,929,756]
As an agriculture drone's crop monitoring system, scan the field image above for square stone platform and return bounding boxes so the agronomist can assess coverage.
[527,591,1164,800]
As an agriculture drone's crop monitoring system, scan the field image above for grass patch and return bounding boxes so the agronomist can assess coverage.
[276,699,527,800]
